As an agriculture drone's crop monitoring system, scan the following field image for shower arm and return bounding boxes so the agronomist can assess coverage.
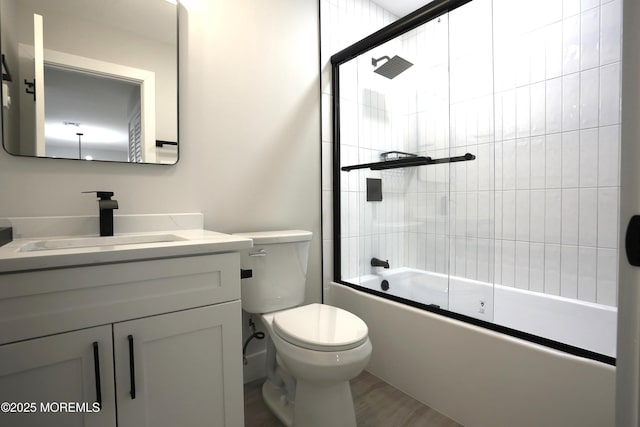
[341,153,475,172]
[371,56,391,67]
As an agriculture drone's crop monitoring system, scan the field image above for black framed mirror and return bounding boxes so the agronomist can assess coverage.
[0,0,178,164]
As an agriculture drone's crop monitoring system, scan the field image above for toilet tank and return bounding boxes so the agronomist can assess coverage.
[234,230,312,314]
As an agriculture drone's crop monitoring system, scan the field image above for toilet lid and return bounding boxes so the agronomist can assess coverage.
[273,303,368,352]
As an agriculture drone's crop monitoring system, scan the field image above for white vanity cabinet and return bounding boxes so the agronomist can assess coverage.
[114,302,243,427]
[0,325,116,427]
[0,251,246,427]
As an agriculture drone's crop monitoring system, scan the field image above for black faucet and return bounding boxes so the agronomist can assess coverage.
[84,191,119,236]
[371,257,390,269]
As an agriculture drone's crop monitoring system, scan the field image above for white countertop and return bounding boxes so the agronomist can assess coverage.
[0,229,253,274]
[0,214,254,273]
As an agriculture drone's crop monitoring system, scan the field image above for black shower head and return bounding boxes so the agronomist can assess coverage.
[371,55,413,79]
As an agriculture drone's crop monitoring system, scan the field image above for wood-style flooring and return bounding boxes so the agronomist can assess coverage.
[244,370,463,427]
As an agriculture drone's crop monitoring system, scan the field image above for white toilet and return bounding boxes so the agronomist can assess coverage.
[235,230,371,427]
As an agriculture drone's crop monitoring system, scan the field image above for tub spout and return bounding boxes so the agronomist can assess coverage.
[371,257,390,268]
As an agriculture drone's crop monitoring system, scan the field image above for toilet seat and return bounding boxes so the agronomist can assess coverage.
[272,303,368,352]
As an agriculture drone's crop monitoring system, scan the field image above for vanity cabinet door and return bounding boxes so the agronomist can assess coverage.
[0,325,116,427]
[113,301,244,427]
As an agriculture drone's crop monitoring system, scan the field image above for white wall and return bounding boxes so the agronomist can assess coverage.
[0,0,321,301]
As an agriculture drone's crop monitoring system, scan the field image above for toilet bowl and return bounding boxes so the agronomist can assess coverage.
[259,304,371,427]
[234,230,372,427]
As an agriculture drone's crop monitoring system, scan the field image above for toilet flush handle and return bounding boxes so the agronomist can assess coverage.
[249,249,267,257]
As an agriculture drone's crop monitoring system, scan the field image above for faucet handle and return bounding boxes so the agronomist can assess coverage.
[82,191,115,200]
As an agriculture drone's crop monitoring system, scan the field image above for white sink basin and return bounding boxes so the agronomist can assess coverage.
[19,233,186,252]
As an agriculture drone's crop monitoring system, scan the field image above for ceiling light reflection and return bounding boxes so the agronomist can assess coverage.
[45,122,127,144]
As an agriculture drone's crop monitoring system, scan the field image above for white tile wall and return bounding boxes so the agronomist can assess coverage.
[545,78,562,133]
[323,0,621,308]
[321,0,398,292]
[580,128,598,187]
[562,73,580,131]
[581,8,600,71]
[434,0,620,308]
[600,0,622,65]
[561,245,579,298]
[530,242,545,292]
[545,244,562,295]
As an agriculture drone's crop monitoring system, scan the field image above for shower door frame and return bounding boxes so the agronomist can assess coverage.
[329,0,616,366]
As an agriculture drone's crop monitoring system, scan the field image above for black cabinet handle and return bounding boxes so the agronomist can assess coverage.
[92,342,102,408]
[127,335,136,399]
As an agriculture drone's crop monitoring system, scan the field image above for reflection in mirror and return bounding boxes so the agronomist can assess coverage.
[0,0,178,164]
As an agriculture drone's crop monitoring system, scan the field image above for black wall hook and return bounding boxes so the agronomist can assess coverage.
[24,79,35,101]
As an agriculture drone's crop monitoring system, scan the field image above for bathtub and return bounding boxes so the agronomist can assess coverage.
[353,267,617,357]
[328,277,616,427]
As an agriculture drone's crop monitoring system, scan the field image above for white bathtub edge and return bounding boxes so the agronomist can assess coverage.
[329,281,615,427]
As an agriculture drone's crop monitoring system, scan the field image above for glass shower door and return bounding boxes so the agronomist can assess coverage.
[333,0,620,362]
[336,12,458,311]
[335,0,498,321]
[446,0,496,321]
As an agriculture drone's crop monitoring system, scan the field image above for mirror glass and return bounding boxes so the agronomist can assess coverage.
[0,0,178,164]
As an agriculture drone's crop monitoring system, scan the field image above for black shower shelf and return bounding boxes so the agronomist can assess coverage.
[341,153,476,172]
